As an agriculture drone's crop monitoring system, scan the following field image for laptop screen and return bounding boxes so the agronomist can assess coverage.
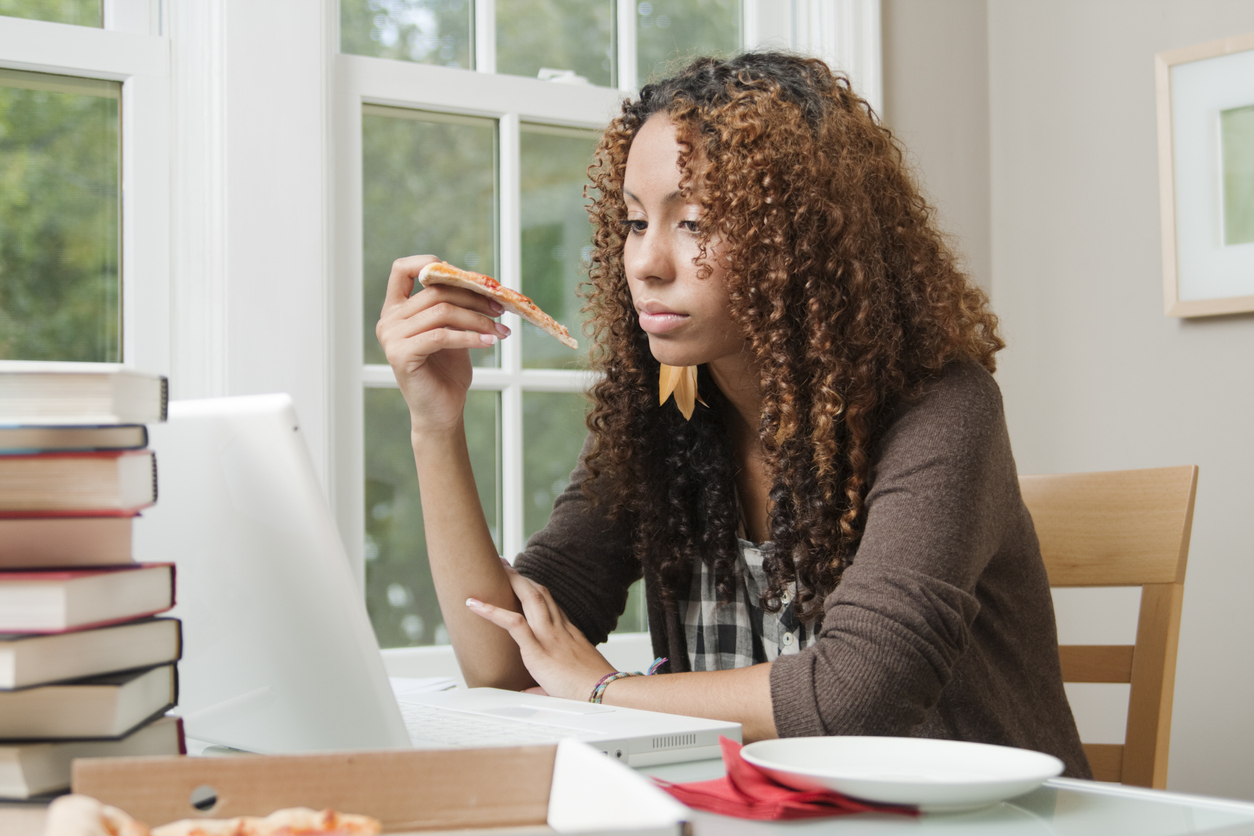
[135,394,411,753]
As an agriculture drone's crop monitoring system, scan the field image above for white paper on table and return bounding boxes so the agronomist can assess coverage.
[547,738,690,835]
[388,676,457,697]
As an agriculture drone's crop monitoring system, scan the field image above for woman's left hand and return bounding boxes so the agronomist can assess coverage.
[466,561,616,701]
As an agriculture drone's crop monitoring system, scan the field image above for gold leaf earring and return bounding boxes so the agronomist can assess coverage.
[659,364,706,421]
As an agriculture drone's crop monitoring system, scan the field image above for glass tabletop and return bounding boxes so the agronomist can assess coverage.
[642,761,1254,835]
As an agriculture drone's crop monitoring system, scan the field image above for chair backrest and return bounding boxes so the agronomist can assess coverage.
[1019,465,1198,789]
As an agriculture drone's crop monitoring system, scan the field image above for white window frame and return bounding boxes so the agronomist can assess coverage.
[0,1,171,376]
[337,0,766,585]
[336,57,624,583]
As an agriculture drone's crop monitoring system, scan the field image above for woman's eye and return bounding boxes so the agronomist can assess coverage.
[679,220,701,233]
[623,219,648,234]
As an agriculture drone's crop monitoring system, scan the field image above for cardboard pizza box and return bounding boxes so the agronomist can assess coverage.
[64,739,689,835]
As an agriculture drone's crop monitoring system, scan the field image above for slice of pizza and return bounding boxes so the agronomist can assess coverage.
[42,797,381,836]
[150,807,381,836]
[418,261,579,350]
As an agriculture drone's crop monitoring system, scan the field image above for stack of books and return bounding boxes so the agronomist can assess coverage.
[0,361,185,801]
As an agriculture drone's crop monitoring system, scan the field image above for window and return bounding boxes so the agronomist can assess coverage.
[0,69,120,361]
[636,0,742,83]
[339,0,742,648]
[339,0,746,86]
[0,2,170,372]
[0,0,102,28]
[341,0,473,68]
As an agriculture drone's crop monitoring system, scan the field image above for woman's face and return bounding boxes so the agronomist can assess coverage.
[622,115,748,372]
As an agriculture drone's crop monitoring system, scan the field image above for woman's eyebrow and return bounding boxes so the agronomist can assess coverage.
[622,187,686,206]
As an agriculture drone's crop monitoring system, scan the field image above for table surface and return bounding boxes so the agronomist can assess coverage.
[6,752,1254,836]
[640,758,1254,836]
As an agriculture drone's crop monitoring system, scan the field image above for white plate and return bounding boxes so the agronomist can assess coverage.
[740,736,1064,813]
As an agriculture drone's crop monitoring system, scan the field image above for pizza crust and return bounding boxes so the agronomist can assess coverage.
[41,797,381,836]
[43,795,149,836]
[417,261,579,350]
[151,808,380,836]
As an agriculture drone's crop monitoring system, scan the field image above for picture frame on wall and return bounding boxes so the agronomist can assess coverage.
[1156,31,1254,318]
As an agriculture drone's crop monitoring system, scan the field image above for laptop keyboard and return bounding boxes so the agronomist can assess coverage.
[398,702,604,747]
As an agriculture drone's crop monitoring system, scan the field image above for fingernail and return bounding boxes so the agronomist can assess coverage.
[490,301,505,315]
[480,333,497,346]
[466,598,483,609]
[495,322,511,338]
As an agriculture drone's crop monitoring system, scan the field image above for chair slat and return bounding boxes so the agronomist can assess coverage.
[1083,743,1125,783]
[1059,645,1134,683]
[1020,466,1196,587]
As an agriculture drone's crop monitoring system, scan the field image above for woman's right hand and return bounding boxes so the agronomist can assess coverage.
[376,255,511,436]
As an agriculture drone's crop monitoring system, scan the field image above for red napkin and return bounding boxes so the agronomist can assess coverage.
[653,736,918,821]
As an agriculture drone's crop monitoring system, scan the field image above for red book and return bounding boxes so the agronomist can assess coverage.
[0,515,137,569]
[0,450,156,516]
[0,564,175,633]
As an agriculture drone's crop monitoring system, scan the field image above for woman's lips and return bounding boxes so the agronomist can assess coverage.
[637,310,689,334]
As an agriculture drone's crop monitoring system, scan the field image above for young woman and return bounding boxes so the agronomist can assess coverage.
[376,52,1090,777]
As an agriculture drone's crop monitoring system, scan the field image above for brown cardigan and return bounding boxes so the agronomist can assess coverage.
[515,360,1091,778]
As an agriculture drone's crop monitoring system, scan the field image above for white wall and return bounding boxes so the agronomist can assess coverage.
[169,0,334,487]
[881,0,991,292]
[883,0,1254,801]
[988,0,1254,801]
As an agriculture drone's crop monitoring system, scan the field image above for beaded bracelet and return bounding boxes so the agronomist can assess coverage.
[589,657,667,704]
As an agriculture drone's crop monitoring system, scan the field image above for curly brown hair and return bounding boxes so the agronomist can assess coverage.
[580,52,1003,624]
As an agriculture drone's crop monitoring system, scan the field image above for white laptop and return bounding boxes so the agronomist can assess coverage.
[134,394,739,765]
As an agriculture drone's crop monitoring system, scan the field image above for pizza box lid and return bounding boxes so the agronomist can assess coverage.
[64,738,688,835]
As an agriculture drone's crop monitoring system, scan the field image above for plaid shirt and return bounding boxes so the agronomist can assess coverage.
[682,539,817,671]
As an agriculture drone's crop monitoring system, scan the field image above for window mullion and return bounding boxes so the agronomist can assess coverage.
[338,52,369,587]
[121,69,172,375]
[474,0,495,74]
[499,111,525,562]
[104,0,161,35]
[616,0,637,93]
[742,0,759,49]
[499,114,522,314]
[501,379,524,562]
[498,111,522,383]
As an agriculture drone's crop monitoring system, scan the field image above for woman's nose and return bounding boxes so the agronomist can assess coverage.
[627,228,674,284]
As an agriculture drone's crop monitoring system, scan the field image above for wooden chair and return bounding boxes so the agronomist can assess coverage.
[1019,465,1198,789]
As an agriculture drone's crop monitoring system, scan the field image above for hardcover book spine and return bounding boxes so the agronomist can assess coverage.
[0,367,177,799]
